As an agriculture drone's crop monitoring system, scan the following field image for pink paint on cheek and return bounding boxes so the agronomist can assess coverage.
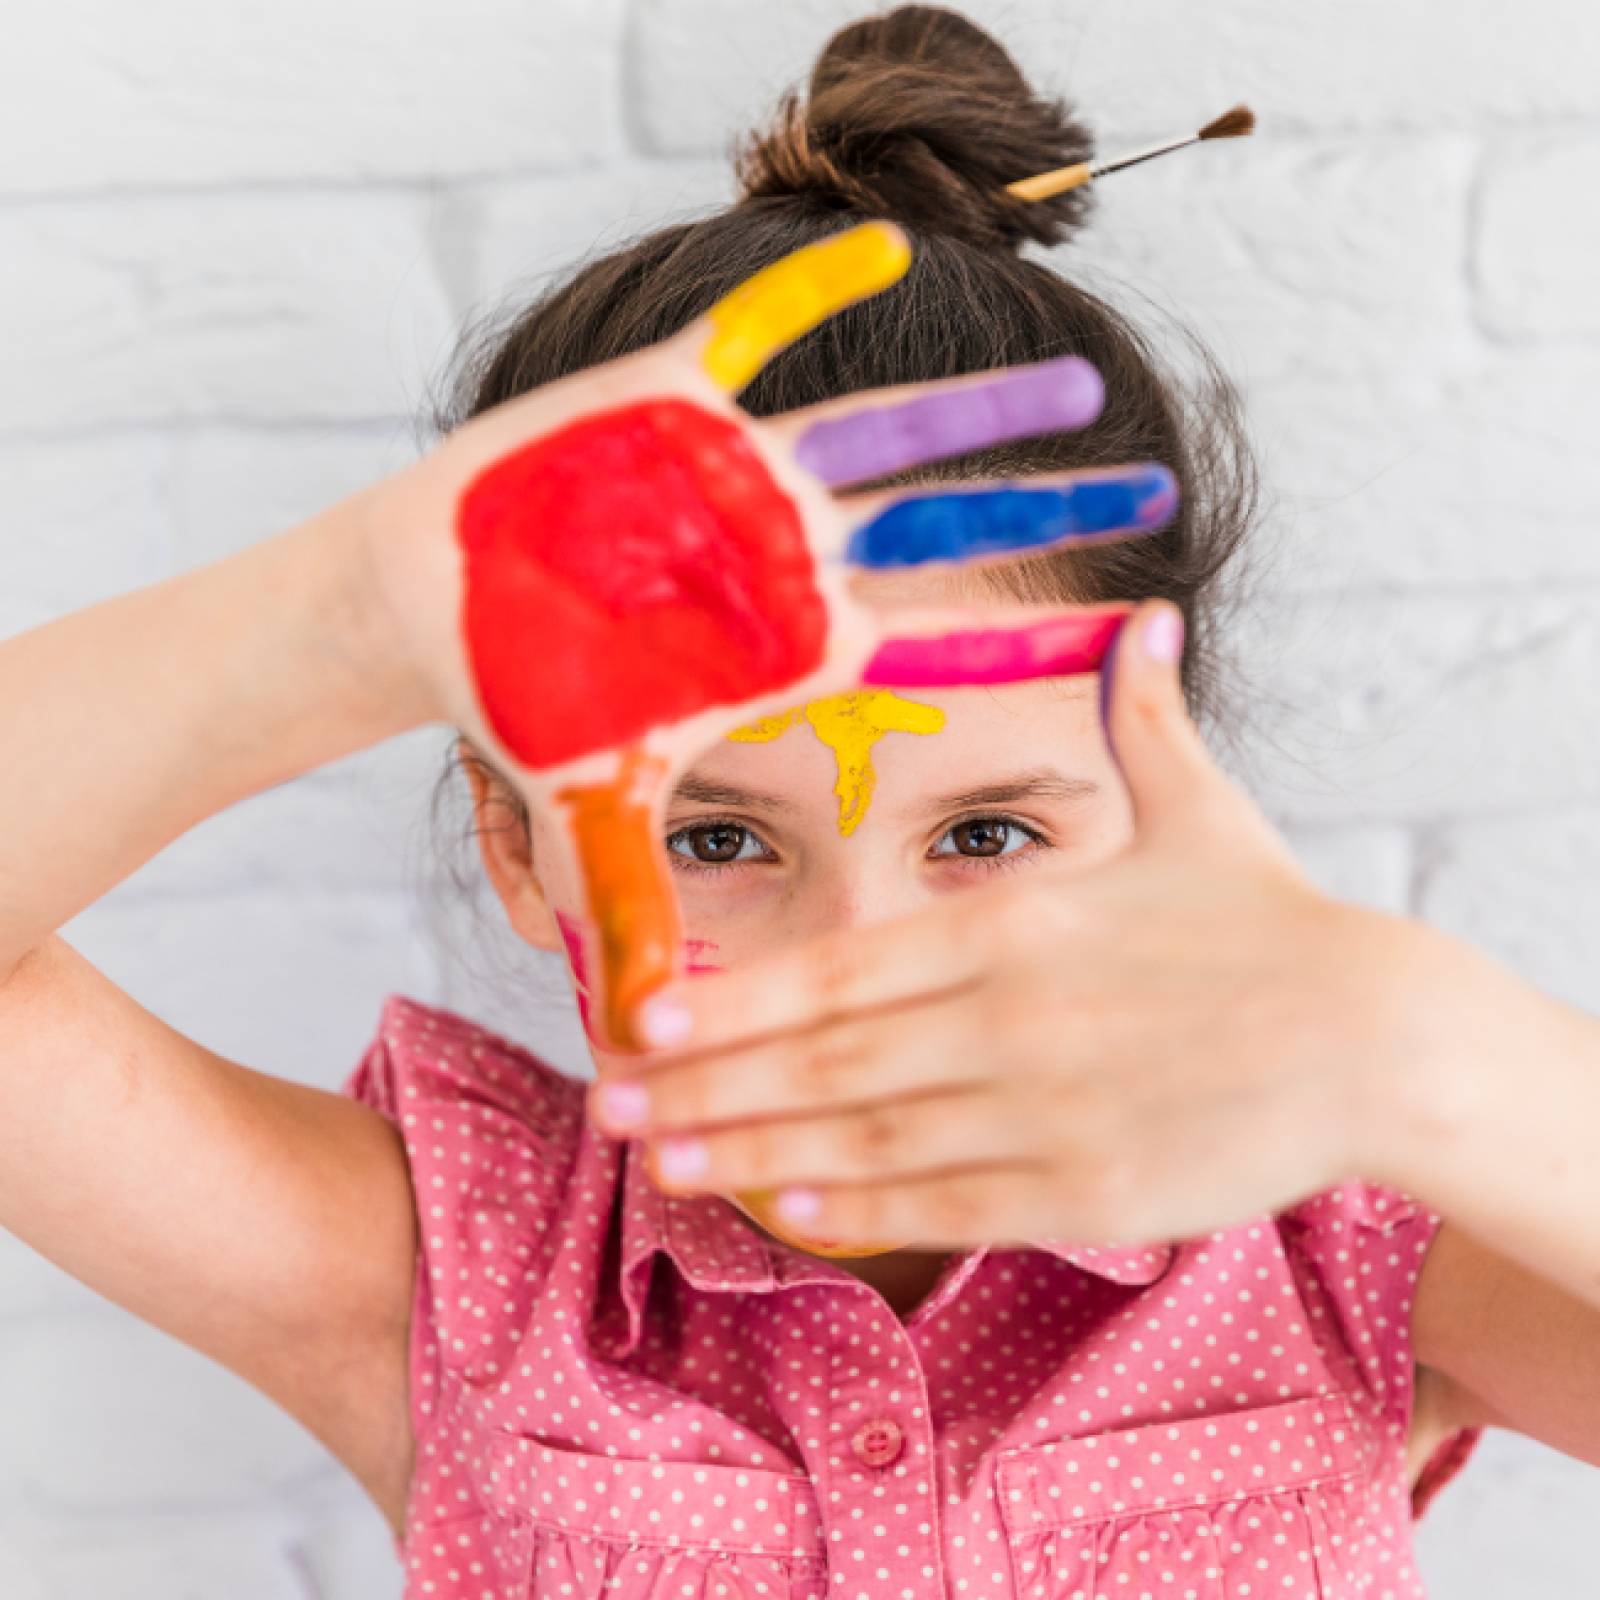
[684,937,723,974]
[558,913,721,1021]
[554,911,594,1030]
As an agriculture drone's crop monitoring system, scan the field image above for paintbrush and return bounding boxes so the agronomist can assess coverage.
[1005,104,1256,203]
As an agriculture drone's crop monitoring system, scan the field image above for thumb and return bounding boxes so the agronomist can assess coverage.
[1097,600,1232,843]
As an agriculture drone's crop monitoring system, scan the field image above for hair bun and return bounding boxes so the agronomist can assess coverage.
[734,4,1095,252]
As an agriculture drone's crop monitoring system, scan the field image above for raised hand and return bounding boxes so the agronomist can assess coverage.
[368,221,1177,1051]
[588,601,1437,1256]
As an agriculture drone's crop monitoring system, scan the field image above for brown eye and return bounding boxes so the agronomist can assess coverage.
[950,819,1010,857]
[668,824,752,864]
[931,816,1042,864]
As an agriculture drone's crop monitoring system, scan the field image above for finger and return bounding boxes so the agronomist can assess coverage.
[556,749,681,1052]
[746,1162,1063,1251]
[686,220,912,395]
[1097,600,1223,839]
[640,1087,1018,1197]
[777,355,1104,488]
[629,885,999,1053]
[861,602,1132,688]
[840,464,1178,569]
[590,988,987,1138]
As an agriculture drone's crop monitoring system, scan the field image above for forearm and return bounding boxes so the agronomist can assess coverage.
[1370,920,1600,1310]
[0,487,436,977]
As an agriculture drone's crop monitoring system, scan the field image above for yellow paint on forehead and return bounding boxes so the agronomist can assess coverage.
[728,690,946,836]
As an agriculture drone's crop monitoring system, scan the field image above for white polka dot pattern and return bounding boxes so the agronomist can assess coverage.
[340,993,1482,1599]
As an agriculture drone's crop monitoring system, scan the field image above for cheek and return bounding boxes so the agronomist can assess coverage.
[666,875,784,964]
[553,906,726,1027]
[683,936,723,974]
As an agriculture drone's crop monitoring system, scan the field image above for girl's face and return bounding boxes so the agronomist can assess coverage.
[650,671,1133,971]
[521,707,1132,1040]
[496,570,1137,1054]
[479,569,1138,1260]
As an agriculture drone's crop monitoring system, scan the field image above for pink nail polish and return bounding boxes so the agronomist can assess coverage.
[599,1081,650,1129]
[776,1187,822,1224]
[638,995,693,1048]
[657,1137,708,1182]
[1143,609,1184,663]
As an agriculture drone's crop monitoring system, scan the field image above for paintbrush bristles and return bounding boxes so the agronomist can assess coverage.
[1199,104,1256,141]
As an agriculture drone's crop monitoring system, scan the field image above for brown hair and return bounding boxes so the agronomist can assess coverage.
[428,4,1261,874]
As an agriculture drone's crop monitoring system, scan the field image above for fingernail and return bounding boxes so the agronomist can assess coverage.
[656,1137,708,1182]
[776,1187,822,1224]
[599,1080,651,1129]
[638,995,692,1048]
[1143,608,1184,664]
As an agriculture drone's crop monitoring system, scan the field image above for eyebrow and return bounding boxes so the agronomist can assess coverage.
[920,769,1102,813]
[670,775,799,813]
[670,767,1100,816]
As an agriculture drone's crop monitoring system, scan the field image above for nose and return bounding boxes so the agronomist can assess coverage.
[788,858,929,944]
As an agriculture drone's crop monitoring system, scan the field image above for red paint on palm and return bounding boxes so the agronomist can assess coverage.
[458,398,828,771]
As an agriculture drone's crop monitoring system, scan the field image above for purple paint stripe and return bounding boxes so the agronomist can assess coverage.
[862,611,1129,687]
[794,356,1105,487]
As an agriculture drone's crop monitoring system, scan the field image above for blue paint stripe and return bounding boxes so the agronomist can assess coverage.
[846,467,1177,569]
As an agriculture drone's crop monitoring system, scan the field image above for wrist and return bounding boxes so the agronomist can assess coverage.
[288,477,447,740]
[1341,910,1533,1199]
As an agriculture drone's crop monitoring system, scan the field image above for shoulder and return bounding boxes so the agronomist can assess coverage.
[344,991,587,1147]
[1275,1177,1445,1327]
[1278,1178,1439,1243]
[338,993,599,1398]
[1274,1179,1449,1440]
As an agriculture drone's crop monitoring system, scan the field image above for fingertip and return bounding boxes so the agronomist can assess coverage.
[861,217,913,270]
[1065,354,1107,421]
[1135,464,1180,530]
[636,990,695,1050]
[1139,602,1185,665]
[1099,599,1184,769]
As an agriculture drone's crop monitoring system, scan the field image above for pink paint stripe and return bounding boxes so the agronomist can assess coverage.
[862,611,1129,687]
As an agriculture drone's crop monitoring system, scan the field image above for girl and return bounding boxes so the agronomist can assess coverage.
[5,6,1593,1598]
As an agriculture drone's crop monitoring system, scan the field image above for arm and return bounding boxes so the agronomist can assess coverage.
[1379,931,1600,1465]
[0,491,431,976]
[0,496,434,1534]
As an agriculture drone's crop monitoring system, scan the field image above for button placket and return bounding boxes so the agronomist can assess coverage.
[821,1293,945,1597]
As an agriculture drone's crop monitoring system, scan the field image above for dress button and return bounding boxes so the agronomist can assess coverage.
[851,1416,904,1468]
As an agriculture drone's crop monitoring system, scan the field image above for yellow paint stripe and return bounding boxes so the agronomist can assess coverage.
[700,221,912,393]
[729,690,945,836]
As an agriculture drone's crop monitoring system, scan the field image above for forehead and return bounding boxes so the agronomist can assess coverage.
[684,674,1104,796]
[678,563,1110,817]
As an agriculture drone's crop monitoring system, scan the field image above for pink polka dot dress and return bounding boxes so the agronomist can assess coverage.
[341,994,1481,1599]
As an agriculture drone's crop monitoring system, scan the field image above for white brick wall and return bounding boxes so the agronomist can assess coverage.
[3,1,1597,1592]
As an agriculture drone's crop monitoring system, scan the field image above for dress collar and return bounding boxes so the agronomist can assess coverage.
[602,1135,1175,1359]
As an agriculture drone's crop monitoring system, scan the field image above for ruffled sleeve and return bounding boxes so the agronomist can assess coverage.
[1279,1179,1483,1519]
[340,993,585,1436]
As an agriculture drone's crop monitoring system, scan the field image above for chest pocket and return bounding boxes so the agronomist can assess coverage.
[470,1430,830,1600]
[997,1393,1381,1599]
